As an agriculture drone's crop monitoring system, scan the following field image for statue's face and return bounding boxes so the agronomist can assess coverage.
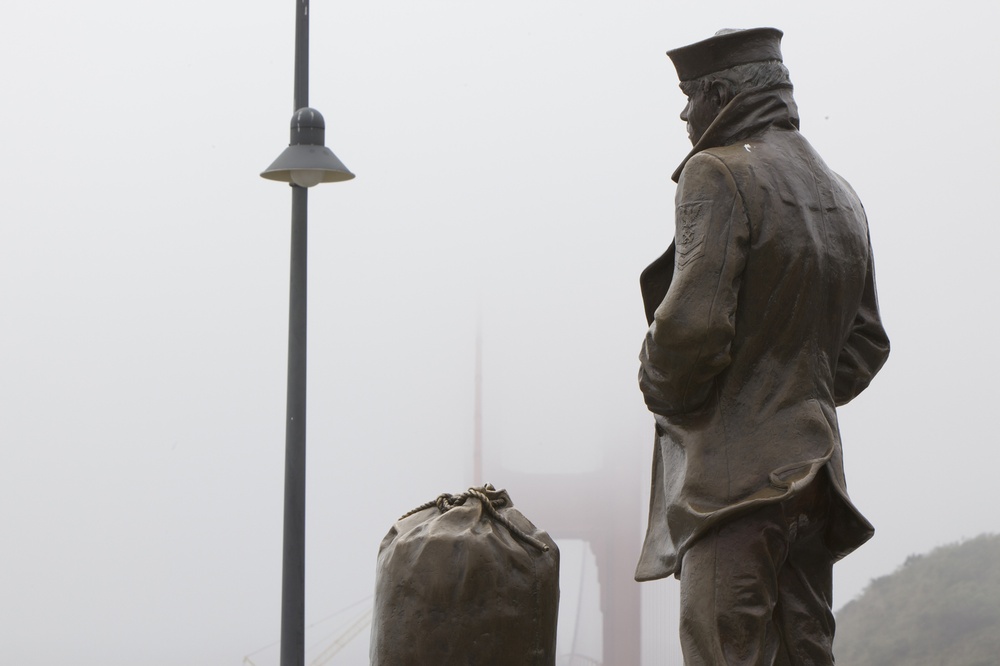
[680,86,723,146]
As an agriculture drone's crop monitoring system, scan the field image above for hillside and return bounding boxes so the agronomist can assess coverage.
[834,533,1000,666]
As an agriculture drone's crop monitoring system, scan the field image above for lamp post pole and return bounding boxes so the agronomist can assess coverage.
[280,4,310,666]
[281,188,307,666]
[260,2,354,665]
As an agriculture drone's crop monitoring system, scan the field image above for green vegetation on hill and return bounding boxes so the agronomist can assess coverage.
[834,534,1000,666]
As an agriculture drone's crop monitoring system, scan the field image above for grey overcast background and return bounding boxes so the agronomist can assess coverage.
[2,0,998,664]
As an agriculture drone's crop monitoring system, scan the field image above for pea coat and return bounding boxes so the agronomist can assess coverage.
[635,85,890,581]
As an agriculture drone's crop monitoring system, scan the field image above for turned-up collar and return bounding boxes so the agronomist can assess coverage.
[671,85,800,182]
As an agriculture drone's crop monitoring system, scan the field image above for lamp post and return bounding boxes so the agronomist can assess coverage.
[260,2,354,665]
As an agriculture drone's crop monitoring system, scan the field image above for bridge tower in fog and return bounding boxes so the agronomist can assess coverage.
[473,330,643,665]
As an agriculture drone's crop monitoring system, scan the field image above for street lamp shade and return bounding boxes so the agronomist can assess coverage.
[261,107,354,187]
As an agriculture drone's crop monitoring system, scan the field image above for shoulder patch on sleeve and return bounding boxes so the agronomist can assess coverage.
[675,200,709,270]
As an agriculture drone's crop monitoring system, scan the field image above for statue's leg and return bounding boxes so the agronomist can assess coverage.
[678,507,786,666]
[772,477,836,666]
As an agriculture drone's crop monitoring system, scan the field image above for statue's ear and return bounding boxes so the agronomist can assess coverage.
[708,81,730,111]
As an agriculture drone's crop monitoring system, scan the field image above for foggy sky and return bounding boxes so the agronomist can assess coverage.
[2,1,998,664]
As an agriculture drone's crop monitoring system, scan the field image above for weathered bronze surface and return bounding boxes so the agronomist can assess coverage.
[370,485,559,666]
[636,28,889,665]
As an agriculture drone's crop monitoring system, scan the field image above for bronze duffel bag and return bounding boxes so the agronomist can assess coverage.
[370,484,560,665]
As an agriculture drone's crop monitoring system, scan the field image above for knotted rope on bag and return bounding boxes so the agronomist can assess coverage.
[400,484,550,552]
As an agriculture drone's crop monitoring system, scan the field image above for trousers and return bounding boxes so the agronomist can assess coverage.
[678,472,837,666]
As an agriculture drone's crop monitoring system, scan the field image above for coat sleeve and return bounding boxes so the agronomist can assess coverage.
[638,152,749,416]
[834,237,890,406]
